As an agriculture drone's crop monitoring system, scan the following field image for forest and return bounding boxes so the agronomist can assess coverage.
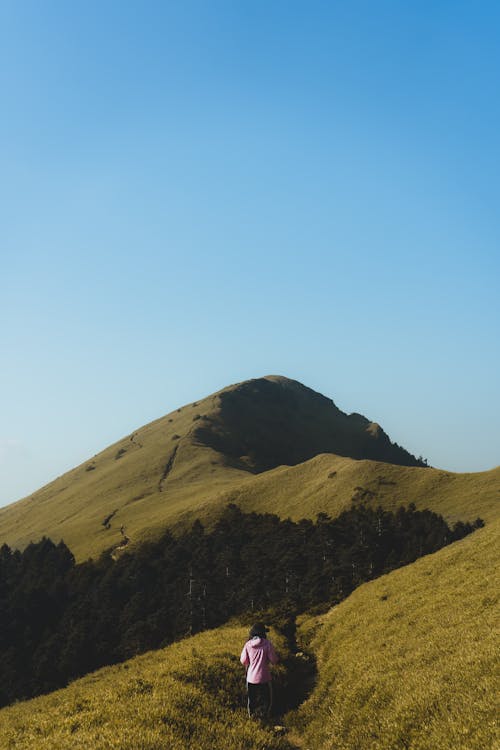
[0,503,483,708]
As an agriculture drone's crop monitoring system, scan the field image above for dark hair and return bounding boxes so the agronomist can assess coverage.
[249,622,269,638]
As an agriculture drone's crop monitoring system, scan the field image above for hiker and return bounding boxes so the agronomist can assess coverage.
[240,623,279,719]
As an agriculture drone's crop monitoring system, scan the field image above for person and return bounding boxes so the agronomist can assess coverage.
[240,622,279,719]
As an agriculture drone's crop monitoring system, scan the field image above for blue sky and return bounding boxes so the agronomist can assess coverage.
[2,1,499,506]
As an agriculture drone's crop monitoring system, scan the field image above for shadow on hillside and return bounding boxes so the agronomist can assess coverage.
[273,618,318,717]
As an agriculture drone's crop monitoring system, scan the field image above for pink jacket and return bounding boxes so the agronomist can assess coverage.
[240,636,279,684]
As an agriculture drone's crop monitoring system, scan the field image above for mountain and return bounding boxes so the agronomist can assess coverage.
[0,375,498,749]
[0,375,497,561]
[0,522,496,750]
[191,375,424,471]
[292,516,499,750]
[0,623,291,750]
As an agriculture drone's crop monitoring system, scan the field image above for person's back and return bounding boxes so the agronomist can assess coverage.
[240,623,278,719]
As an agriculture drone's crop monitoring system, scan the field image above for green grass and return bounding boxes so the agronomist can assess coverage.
[0,383,251,560]
[0,377,497,561]
[1,376,498,748]
[0,485,497,749]
[0,624,291,750]
[2,523,496,750]
[218,452,499,526]
[290,518,500,750]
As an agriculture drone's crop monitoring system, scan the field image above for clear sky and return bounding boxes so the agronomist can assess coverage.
[2,1,499,507]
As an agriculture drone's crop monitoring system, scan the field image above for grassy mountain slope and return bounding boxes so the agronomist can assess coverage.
[292,518,500,750]
[0,375,497,561]
[1,522,496,750]
[0,623,291,750]
[1,449,497,563]
[218,454,500,527]
[0,381,245,561]
[195,375,423,470]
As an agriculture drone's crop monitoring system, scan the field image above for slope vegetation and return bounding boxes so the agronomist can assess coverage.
[1,376,497,561]
[0,624,291,750]
[0,521,496,750]
[292,518,500,750]
[0,375,433,560]
[219,454,500,527]
[196,375,423,471]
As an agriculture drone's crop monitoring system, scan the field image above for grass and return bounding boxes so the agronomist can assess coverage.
[0,376,497,749]
[290,517,500,750]
[0,382,250,560]
[2,522,496,750]
[0,491,497,749]
[0,376,497,561]
[0,624,292,750]
[217,452,499,527]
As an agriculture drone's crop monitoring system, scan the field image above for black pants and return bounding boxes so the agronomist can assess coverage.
[247,681,272,718]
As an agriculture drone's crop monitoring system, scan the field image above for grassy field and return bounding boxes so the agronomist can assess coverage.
[0,376,497,561]
[0,519,497,749]
[0,623,291,750]
[0,381,247,561]
[1,376,497,749]
[290,517,500,750]
[0,447,496,562]
[217,452,500,527]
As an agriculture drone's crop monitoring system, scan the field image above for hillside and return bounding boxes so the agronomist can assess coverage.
[0,375,497,561]
[0,521,497,750]
[218,454,500,527]
[0,359,497,747]
[0,623,292,750]
[291,517,500,750]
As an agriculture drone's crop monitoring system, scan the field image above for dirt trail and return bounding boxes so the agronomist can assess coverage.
[130,432,143,448]
[271,616,317,749]
[110,526,130,560]
[159,445,178,492]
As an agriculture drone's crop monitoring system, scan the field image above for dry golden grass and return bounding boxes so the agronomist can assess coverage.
[0,384,252,560]
[0,405,497,562]
[1,377,497,748]
[291,518,500,750]
[218,453,500,526]
[0,624,291,750]
[0,375,497,561]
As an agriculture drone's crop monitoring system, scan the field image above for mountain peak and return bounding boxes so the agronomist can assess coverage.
[194,375,423,473]
[0,375,429,561]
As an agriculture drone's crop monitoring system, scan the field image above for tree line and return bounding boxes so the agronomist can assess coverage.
[0,503,483,707]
